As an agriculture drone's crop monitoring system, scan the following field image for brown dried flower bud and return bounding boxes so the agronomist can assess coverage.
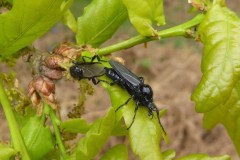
[29,92,41,106]
[44,55,63,69]
[52,42,82,59]
[53,42,72,55]
[31,76,55,96]
[28,75,58,114]
[40,65,63,80]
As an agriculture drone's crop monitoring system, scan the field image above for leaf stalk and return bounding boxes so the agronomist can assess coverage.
[0,80,31,160]
[45,103,67,159]
[97,14,204,55]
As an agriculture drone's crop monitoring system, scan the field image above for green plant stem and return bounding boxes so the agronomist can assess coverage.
[44,103,67,159]
[97,14,205,56]
[0,80,31,160]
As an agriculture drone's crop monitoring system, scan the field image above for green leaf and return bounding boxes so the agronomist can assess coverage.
[14,106,36,129]
[73,108,115,159]
[60,118,91,133]
[191,3,240,154]
[128,107,163,160]
[177,153,230,160]
[61,115,127,136]
[76,0,127,47]
[0,143,17,160]
[162,149,176,160]
[105,80,168,160]
[0,0,72,59]
[5,0,13,4]
[203,82,240,154]
[21,116,54,160]
[62,10,77,33]
[111,120,128,136]
[122,0,165,36]
[100,144,128,160]
[191,3,240,112]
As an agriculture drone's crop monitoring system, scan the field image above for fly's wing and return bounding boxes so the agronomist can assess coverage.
[80,62,105,78]
[109,60,142,86]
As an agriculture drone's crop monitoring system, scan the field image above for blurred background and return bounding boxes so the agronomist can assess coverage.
[0,1,240,159]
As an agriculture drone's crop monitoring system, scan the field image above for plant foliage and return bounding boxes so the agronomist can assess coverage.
[76,0,127,47]
[122,0,165,36]
[0,0,72,60]
[191,0,240,154]
[0,0,239,159]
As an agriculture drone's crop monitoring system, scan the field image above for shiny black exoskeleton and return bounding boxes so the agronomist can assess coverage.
[105,60,166,134]
[69,56,165,134]
[70,60,105,84]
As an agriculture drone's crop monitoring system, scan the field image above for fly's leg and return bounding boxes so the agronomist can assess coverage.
[91,77,100,85]
[82,55,107,62]
[153,107,166,136]
[81,55,98,62]
[127,101,139,130]
[115,97,132,112]
[81,56,91,62]
[91,78,113,85]
[91,55,101,62]
[92,55,107,62]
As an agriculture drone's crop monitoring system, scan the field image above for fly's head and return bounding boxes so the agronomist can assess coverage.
[140,84,153,102]
[70,64,83,80]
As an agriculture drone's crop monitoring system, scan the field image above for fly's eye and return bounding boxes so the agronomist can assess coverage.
[70,65,83,79]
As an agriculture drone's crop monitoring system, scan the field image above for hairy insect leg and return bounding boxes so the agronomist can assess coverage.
[115,97,132,112]
[92,55,107,62]
[91,78,113,85]
[153,107,166,136]
[82,55,107,63]
[127,101,139,130]
[91,55,101,62]
[81,56,92,62]
[91,77,100,85]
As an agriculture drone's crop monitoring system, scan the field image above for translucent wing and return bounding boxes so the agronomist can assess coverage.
[109,60,142,86]
[70,62,105,79]
[80,62,105,78]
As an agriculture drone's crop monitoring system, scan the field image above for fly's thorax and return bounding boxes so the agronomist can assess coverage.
[70,65,83,79]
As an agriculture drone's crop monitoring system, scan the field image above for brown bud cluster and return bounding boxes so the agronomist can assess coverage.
[28,76,58,115]
[39,54,65,81]
[27,42,85,114]
[189,0,207,11]
[52,42,82,59]
[30,76,55,96]
[44,55,64,69]
[39,65,63,80]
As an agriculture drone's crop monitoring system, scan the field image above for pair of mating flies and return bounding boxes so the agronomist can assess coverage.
[70,55,166,135]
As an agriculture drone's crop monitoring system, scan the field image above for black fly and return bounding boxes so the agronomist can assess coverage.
[70,60,105,84]
[69,56,166,135]
[104,60,166,134]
